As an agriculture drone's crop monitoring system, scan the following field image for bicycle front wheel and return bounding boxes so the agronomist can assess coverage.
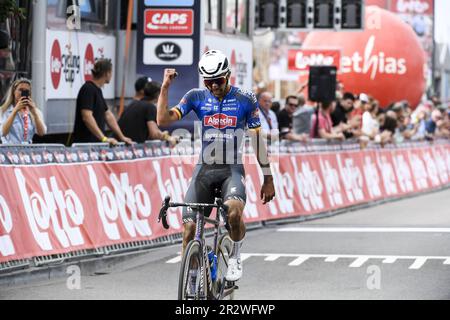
[214,234,234,300]
[178,240,205,300]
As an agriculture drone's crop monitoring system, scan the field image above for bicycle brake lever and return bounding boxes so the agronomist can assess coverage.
[158,196,171,229]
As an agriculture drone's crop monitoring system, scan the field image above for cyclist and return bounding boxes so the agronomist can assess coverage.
[157,50,275,282]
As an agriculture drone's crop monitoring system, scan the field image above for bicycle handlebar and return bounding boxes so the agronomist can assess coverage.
[157,195,230,230]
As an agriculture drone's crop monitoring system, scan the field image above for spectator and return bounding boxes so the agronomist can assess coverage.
[310,101,345,141]
[351,93,369,119]
[271,101,281,117]
[362,100,381,141]
[410,105,428,140]
[133,76,150,102]
[379,110,398,144]
[331,92,361,139]
[0,78,47,144]
[118,81,178,145]
[71,59,133,145]
[293,94,315,135]
[257,91,279,140]
[426,108,449,138]
[278,95,308,142]
[336,80,345,100]
[391,102,416,141]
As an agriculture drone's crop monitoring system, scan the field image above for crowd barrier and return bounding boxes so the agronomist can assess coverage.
[0,139,449,273]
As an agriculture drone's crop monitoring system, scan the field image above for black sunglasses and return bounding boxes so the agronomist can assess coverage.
[204,76,227,88]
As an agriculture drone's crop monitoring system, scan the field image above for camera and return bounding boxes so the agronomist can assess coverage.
[21,90,30,98]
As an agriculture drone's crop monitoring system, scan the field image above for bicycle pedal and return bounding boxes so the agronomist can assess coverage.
[225,282,237,290]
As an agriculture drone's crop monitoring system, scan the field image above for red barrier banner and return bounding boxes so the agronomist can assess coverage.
[1,145,450,262]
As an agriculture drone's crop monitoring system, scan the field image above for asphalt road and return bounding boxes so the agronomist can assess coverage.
[2,189,450,300]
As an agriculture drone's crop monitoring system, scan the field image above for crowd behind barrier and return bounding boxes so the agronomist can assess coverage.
[0,139,449,273]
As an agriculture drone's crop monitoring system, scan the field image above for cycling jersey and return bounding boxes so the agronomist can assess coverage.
[173,86,261,165]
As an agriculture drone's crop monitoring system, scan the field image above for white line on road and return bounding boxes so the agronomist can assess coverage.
[278,227,450,233]
[166,255,182,264]
[382,257,397,264]
[288,255,309,266]
[166,253,450,270]
[349,257,369,268]
[325,256,339,262]
[264,254,281,261]
[409,258,428,270]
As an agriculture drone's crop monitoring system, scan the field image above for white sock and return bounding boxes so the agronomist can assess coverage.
[231,239,244,259]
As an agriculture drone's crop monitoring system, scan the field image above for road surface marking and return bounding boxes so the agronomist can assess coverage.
[166,255,182,264]
[278,227,450,233]
[409,258,428,270]
[241,253,252,262]
[166,253,450,270]
[264,254,281,261]
[382,257,397,264]
[349,257,369,268]
[325,256,339,262]
[288,255,309,266]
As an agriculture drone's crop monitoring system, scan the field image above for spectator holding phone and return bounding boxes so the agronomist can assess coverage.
[0,78,47,144]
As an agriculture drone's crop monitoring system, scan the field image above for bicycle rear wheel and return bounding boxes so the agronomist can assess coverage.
[178,240,205,300]
[214,234,234,300]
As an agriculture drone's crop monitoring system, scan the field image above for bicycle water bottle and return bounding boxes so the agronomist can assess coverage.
[207,248,218,282]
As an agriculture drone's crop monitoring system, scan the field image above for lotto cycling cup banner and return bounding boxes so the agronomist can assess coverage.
[1,143,450,262]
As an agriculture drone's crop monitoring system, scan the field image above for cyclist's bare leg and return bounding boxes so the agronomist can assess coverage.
[225,199,246,242]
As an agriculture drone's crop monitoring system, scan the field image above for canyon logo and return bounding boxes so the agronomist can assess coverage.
[204,114,237,129]
[340,35,407,80]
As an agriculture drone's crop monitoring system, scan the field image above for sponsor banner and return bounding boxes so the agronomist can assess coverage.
[203,35,253,91]
[288,49,341,72]
[144,9,194,36]
[1,144,450,262]
[137,0,200,107]
[46,30,116,100]
[143,38,193,65]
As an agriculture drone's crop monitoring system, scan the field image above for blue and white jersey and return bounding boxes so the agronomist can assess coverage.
[173,86,261,164]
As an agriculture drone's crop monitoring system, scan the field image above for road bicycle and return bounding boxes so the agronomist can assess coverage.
[158,193,238,300]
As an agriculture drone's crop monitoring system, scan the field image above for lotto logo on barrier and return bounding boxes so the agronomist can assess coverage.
[0,144,450,263]
[144,9,194,35]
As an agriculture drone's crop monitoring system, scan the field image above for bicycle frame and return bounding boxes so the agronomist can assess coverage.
[193,203,227,298]
[158,196,231,300]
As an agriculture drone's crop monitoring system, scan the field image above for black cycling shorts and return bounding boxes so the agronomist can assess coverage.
[182,164,246,224]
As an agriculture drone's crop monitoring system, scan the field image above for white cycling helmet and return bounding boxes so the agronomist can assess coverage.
[198,50,230,79]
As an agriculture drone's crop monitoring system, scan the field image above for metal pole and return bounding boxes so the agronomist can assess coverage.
[432,0,436,96]
[31,0,47,122]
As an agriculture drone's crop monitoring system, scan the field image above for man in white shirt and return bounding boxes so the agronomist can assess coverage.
[257,91,279,140]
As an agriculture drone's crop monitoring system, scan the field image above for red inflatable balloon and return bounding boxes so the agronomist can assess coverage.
[301,6,426,108]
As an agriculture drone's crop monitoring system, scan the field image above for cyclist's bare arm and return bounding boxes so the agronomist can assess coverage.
[157,68,181,127]
[248,128,275,203]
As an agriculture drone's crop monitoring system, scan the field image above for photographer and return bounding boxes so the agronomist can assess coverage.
[0,78,47,144]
